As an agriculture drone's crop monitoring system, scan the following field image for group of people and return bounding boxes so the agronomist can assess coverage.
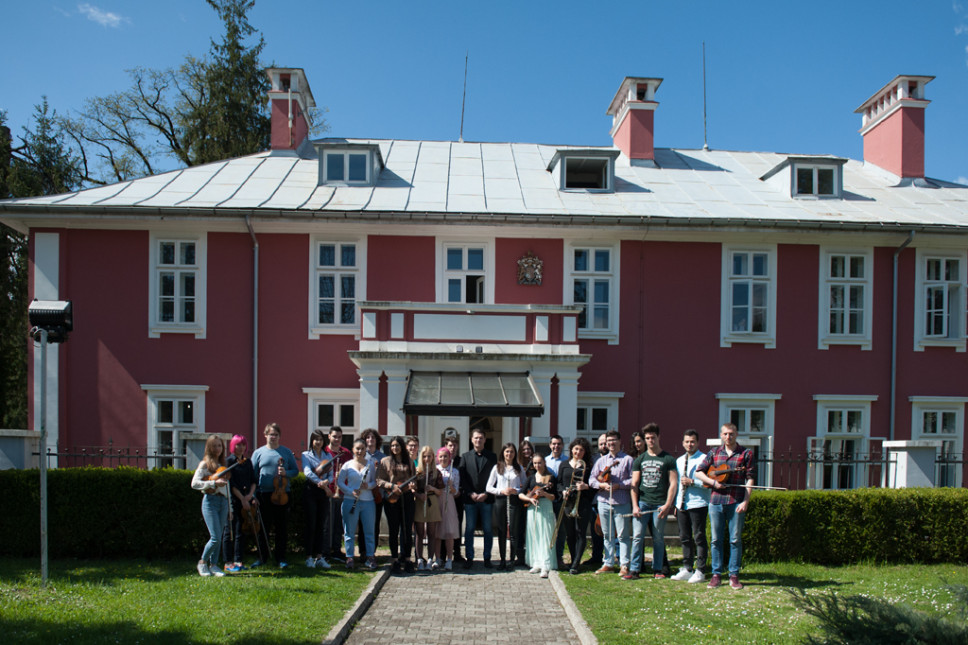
[190,421,755,589]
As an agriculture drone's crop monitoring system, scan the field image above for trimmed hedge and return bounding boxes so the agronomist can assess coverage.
[744,488,968,564]
[0,467,307,559]
[3,469,967,563]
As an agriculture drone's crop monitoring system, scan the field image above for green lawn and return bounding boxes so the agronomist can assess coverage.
[561,561,968,644]
[0,559,372,644]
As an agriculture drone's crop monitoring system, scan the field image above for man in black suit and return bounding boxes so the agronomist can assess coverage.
[459,427,497,569]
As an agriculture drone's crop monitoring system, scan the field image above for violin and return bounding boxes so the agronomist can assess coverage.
[241,505,261,536]
[703,463,747,488]
[597,463,614,483]
[385,474,419,504]
[271,458,289,505]
[205,461,239,482]
[522,482,554,507]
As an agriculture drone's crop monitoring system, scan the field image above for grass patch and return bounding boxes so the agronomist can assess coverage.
[561,561,968,645]
[0,558,372,644]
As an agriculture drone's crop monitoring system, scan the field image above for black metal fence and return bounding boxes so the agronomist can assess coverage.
[35,440,189,469]
[758,449,967,490]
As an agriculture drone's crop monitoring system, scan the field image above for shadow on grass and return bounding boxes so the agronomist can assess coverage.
[0,617,320,645]
[738,571,854,590]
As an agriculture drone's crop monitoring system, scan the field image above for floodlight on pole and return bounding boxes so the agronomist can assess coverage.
[28,299,73,589]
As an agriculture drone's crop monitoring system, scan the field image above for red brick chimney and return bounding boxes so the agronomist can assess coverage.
[266,68,316,151]
[855,75,933,178]
[606,77,662,161]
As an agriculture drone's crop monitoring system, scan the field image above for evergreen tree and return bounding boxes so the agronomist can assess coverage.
[0,103,82,429]
[182,0,270,164]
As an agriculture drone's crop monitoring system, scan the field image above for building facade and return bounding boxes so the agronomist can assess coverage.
[2,69,966,488]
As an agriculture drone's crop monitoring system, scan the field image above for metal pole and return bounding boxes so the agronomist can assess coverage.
[39,328,48,588]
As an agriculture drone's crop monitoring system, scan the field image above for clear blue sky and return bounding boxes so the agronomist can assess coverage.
[3,1,967,183]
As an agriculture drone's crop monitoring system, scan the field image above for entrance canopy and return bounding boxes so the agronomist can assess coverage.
[403,371,544,417]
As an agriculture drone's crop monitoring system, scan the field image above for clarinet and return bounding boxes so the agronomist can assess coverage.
[351,464,369,513]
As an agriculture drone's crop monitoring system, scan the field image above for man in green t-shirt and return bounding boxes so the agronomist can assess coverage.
[627,423,678,580]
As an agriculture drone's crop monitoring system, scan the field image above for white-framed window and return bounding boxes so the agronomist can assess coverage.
[303,388,359,447]
[914,249,967,351]
[437,241,494,304]
[910,396,966,487]
[794,164,840,198]
[149,233,207,338]
[721,245,777,348]
[310,237,365,337]
[717,393,780,485]
[566,243,620,342]
[322,150,370,184]
[575,392,623,442]
[819,249,873,350]
[809,395,878,490]
[142,384,208,468]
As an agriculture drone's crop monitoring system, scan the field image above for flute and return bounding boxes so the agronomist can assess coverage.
[351,464,369,513]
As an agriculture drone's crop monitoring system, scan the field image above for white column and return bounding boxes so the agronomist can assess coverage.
[384,368,409,436]
[556,370,580,443]
[530,367,555,439]
[357,367,382,432]
[33,233,59,466]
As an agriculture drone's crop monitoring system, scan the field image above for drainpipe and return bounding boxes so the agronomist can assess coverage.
[890,231,915,441]
[245,215,260,446]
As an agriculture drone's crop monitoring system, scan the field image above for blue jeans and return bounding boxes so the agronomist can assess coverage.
[630,501,666,573]
[341,498,375,559]
[201,494,229,566]
[709,502,745,576]
[597,500,631,567]
[463,500,493,561]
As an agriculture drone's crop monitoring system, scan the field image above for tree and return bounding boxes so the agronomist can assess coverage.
[0,103,83,429]
[63,0,325,184]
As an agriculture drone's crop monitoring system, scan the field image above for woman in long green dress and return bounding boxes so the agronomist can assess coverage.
[519,453,558,578]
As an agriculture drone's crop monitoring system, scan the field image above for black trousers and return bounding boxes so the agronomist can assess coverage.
[491,495,524,563]
[304,485,329,558]
[257,491,289,564]
[326,496,343,557]
[564,501,593,567]
[677,506,709,571]
[384,494,415,560]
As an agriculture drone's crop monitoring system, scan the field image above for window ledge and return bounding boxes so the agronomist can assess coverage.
[819,337,873,351]
[310,325,359,340]
[578,330,619,345]
[149,324,206,339]
[914,338,966,352]
[721,334,776,349]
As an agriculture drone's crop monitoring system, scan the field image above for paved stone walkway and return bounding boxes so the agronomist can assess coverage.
[345,564,584,645]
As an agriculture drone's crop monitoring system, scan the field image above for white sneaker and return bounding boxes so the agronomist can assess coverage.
[210,565,225,577]
[417,558,426,571]
[305,557,316,568]
[671,568,692,581]
[529,565,541,574]
[316,557,331,569]
[688,569,706,583]
[197,562,212,577]
[431,559,440,571]
[445,559,453,571]
[540,569,549,578]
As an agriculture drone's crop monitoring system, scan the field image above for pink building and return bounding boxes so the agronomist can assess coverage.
[2,70,966,489]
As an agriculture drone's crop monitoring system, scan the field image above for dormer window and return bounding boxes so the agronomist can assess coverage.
[548,149,620,193]
[796,165,837,197]
[315,142,384,187]
[759,156,846,200]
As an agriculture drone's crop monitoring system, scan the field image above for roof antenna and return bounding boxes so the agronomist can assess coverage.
[702,41,709,151]
[459,51,468,143]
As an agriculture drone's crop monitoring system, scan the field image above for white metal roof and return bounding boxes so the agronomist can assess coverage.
[3,139,968,230]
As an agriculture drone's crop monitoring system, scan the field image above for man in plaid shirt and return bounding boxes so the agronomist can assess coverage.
[694,423,755,590]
